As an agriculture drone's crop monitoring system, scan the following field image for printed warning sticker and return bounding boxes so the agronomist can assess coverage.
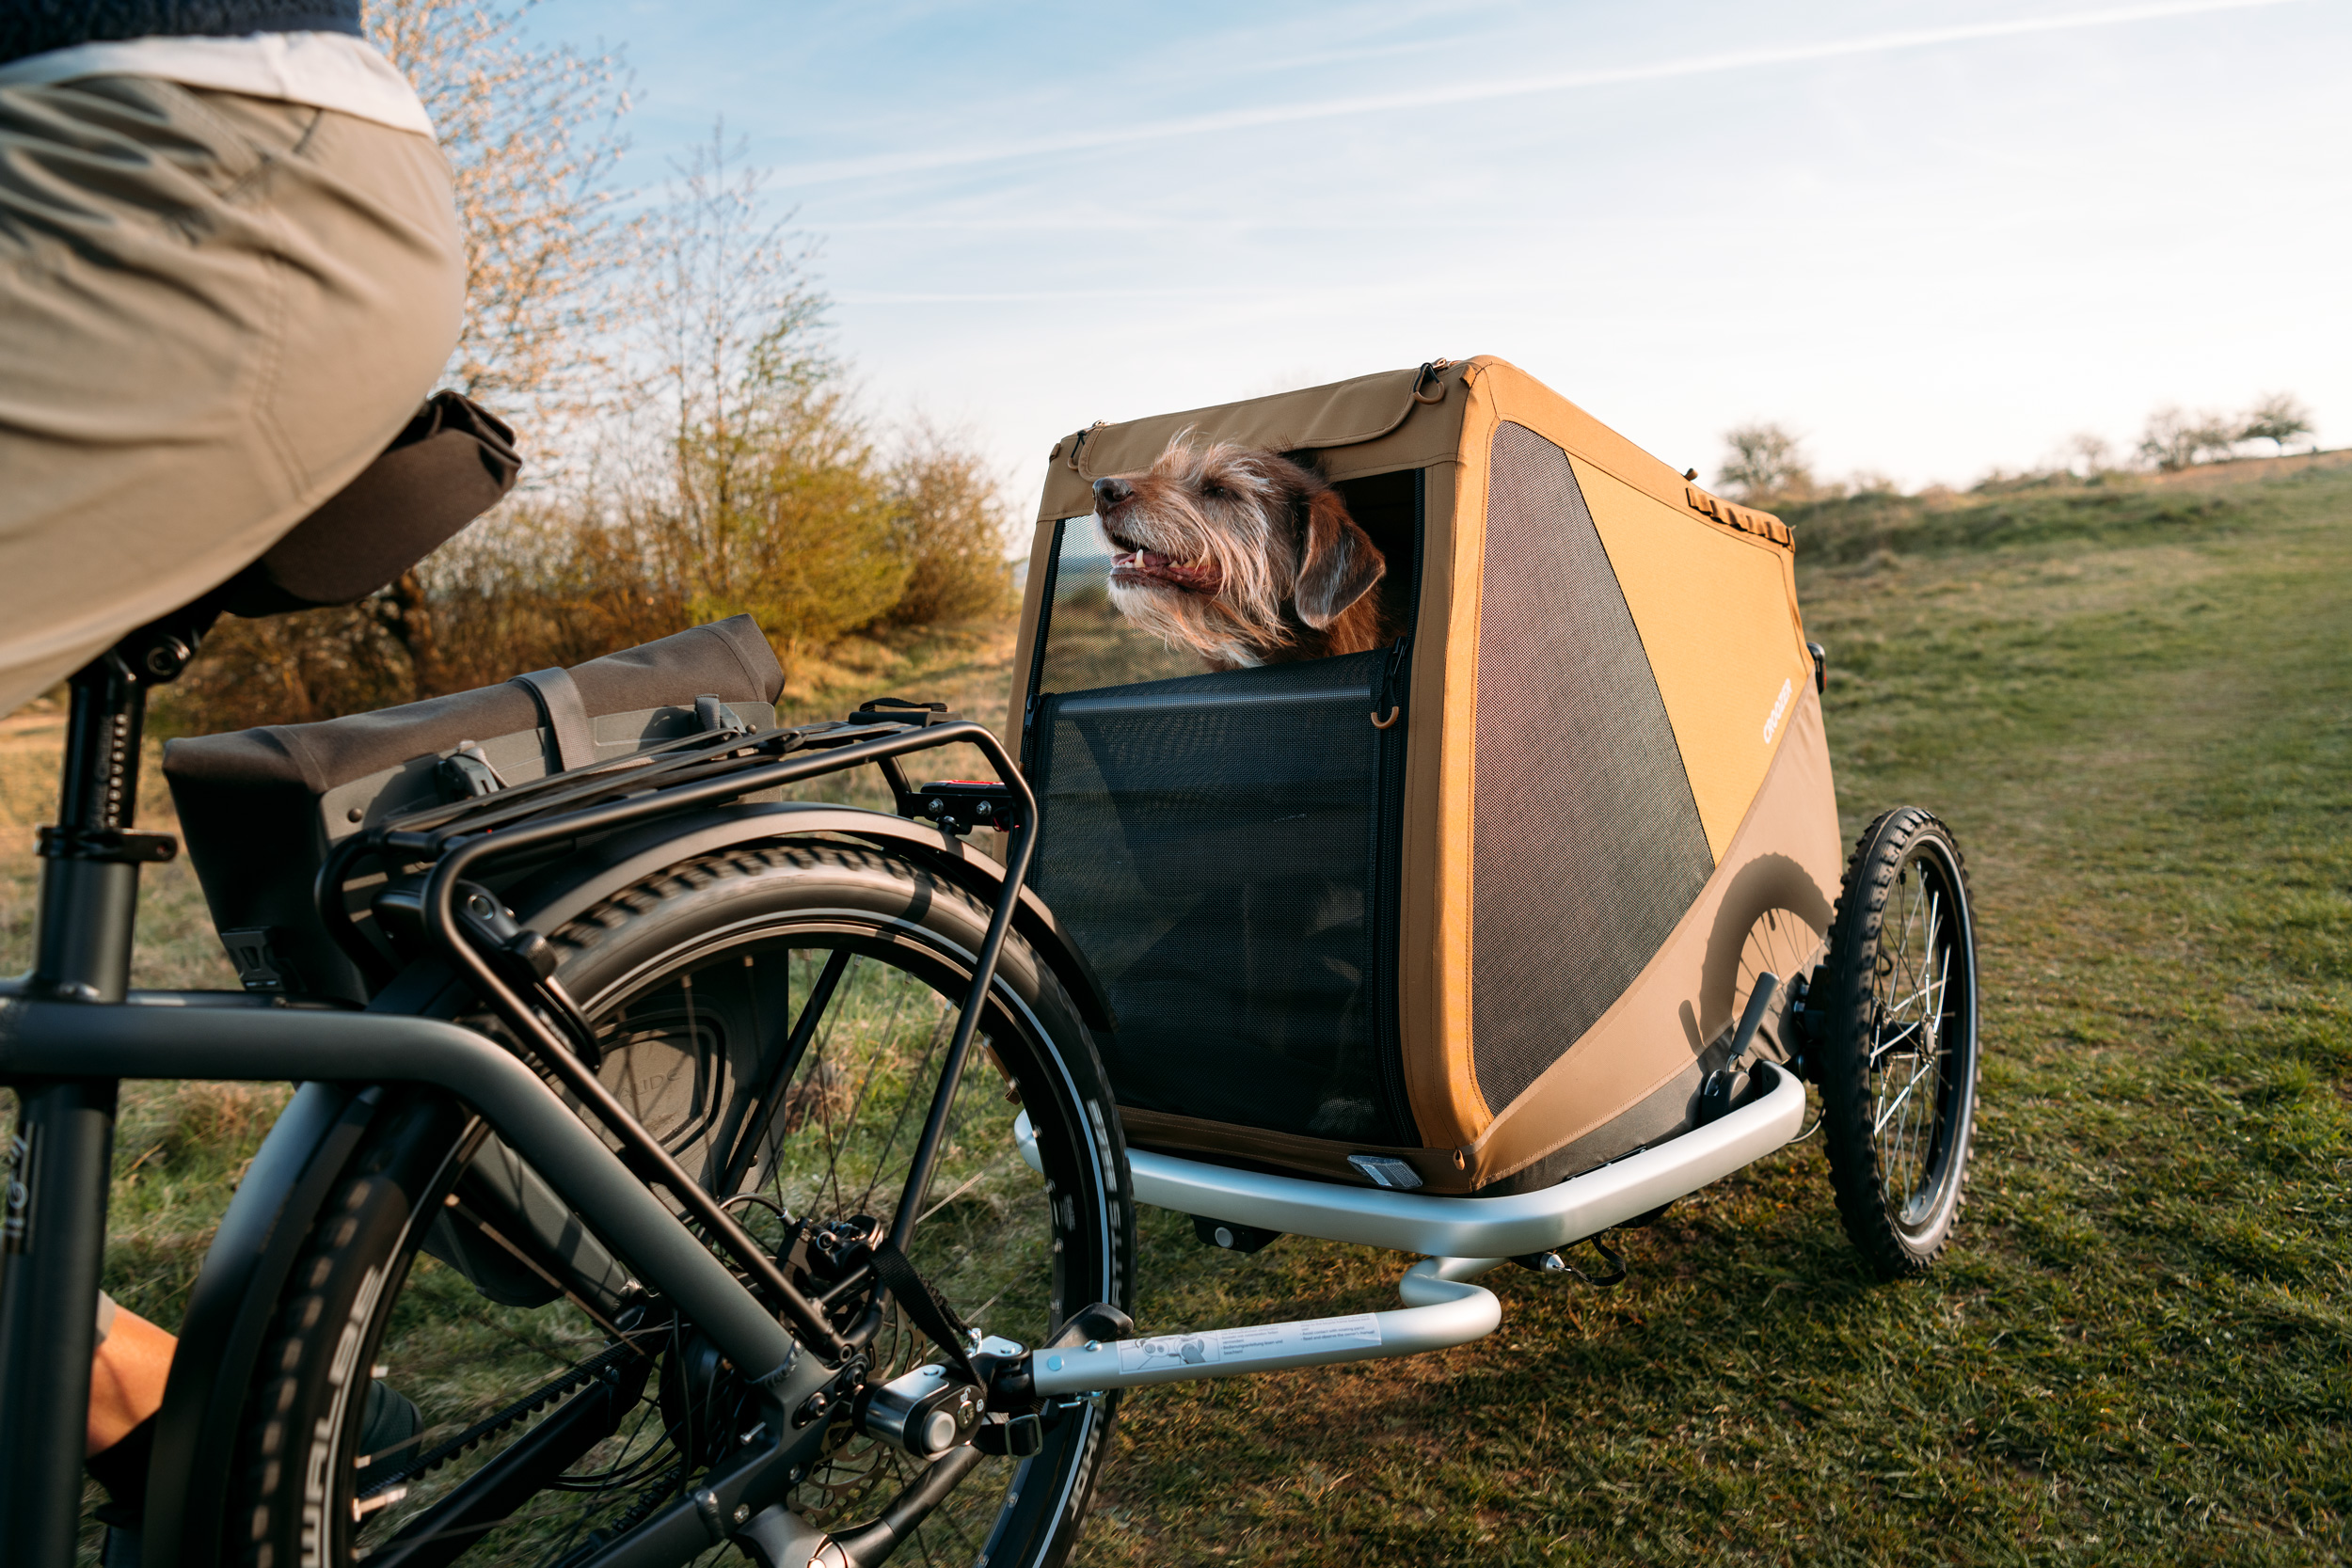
[1115,1314,1382,1375]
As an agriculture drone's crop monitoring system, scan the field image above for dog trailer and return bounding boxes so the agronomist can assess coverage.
[1014,356,1844,1196]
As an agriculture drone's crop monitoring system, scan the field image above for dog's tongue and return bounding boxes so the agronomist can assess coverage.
[1111,547,1220,592]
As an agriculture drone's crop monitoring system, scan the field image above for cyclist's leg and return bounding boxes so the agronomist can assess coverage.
[87,1295,173,1455]
[0,73,465,715]
[0,72,465,1481]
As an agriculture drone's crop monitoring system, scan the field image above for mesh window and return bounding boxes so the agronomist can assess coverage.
[1032,651,1415,1145]
[1470,422,1712,1112]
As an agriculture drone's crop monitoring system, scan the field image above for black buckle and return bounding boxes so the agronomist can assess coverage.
[219,927,294,993]
[846,697,957,727]
[36,826,177,864]
[897,781,1022,836]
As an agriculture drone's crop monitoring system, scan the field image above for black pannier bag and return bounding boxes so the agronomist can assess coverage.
[163,614,784,1002]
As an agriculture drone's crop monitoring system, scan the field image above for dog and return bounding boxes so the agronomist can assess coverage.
[1090,436,1391,669]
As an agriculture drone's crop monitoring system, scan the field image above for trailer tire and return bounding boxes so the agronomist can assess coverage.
[1816,808,1980,1279]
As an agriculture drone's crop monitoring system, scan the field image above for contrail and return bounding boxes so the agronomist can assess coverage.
[772,0,2302,187]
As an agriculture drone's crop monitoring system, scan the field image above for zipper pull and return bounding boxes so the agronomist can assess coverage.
[1372,637,1410,730]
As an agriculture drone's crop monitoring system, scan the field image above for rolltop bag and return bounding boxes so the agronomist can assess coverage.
[1013,357,1847,1196]
[163,615,785,1003]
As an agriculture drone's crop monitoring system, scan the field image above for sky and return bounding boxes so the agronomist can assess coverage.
[518,0,2350,509]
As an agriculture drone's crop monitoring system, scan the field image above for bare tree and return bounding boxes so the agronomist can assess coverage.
[622,130,905,667]
[1717,423,1814,505]
[2066,433,2113,478]
[369,0,633,432]
[2238,392,2314,455]
[362,0,636,690]
[2137,406,2240,471]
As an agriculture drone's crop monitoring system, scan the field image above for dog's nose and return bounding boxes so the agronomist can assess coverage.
[1092,476,1132,511]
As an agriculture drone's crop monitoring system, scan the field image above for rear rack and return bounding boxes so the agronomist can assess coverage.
[311,709,1036,1367]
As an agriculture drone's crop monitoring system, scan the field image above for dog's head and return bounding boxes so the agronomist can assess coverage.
[1090,436,1386,668]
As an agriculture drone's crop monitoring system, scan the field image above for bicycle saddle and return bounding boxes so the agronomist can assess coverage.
[217,389,521,618]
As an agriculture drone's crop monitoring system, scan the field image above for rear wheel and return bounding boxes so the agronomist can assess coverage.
[1815,808,1979,1279]
[225,841,1134,1567]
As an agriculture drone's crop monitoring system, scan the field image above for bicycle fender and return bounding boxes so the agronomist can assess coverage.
[500,801,1118,1032]
[143,1082,386,1568]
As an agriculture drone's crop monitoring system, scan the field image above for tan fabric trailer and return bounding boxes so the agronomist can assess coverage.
[1014,356,1844,1196]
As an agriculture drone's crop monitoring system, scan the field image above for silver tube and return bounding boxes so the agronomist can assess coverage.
[1014,1061,1805,1260]
[1030,1256,1502,1395]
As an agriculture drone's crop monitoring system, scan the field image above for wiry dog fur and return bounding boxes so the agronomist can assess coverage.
[1091,436,1391,669]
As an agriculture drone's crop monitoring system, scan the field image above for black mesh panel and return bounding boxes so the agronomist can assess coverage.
[1470,422,1712,1112]
[1033,651,1413,1144]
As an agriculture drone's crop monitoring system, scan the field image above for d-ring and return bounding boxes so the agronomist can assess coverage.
[1411,362,1448,404]
[1371,706,1403,729]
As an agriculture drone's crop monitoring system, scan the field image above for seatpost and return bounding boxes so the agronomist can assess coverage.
[1,624,192,1566]
[37,652,152,999]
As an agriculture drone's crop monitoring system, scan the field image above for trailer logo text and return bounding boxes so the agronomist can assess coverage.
[1762,677,1792,744]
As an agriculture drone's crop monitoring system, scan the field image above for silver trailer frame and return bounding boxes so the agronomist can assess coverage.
[1019,1059,1805,1396]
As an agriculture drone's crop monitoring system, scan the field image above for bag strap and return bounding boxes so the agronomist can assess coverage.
[507,667,596,774]
[864,1238,978,1381]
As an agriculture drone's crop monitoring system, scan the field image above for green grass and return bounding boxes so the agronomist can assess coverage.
[10,456,2348,1563]
[1071,459,2352,1566]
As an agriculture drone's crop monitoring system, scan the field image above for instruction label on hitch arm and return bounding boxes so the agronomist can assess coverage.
[1116,1314,1381,1374]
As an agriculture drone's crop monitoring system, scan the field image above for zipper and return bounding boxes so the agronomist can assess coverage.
[1367,633,1418,1145]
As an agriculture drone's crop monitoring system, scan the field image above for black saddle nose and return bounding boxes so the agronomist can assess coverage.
[1092,476,1131,510]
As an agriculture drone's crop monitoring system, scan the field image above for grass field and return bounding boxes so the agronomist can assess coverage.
[8,456,2345,1564]
[1068,456,2352,1566]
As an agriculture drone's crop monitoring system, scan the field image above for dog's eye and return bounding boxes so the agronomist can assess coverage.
[1201,483,1226,499]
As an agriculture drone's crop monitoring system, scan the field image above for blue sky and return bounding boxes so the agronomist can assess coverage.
[521,0,2348,506]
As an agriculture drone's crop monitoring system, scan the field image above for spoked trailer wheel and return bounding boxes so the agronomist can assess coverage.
[1808,807,1981,1279]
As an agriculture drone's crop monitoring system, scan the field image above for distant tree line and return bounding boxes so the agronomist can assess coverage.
[161,0,1012,735]
[2134,393,2312,471]
[1717,392,2319,508]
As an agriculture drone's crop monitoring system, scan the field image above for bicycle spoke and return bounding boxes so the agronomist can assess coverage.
[1870,868,1958,1211]
[852,1001,956,1216]
[817,960,905,1216]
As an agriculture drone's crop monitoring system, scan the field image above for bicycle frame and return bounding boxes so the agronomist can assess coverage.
[0,632,1041,1568]
[0,625,1818,1568]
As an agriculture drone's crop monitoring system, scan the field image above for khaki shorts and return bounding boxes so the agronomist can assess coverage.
[0,75,464,715]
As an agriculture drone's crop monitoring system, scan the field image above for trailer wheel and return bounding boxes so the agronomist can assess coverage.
[1816,808,1980,1278]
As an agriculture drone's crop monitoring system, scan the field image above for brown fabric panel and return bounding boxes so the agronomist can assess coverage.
[1034,362,1472,522]
[1469,1063,1703,1196]
[1395,454,1480,1150]
[1004,515,1058,737]
[1424,371,1502,1146]
[1120,1107,1468,1194]
[1463,681,1843,1187]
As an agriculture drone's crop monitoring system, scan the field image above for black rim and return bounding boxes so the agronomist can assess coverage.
[1865,834,1976,1236]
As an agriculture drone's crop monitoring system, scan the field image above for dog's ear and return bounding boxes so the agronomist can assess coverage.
[1295,490,1386,628]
